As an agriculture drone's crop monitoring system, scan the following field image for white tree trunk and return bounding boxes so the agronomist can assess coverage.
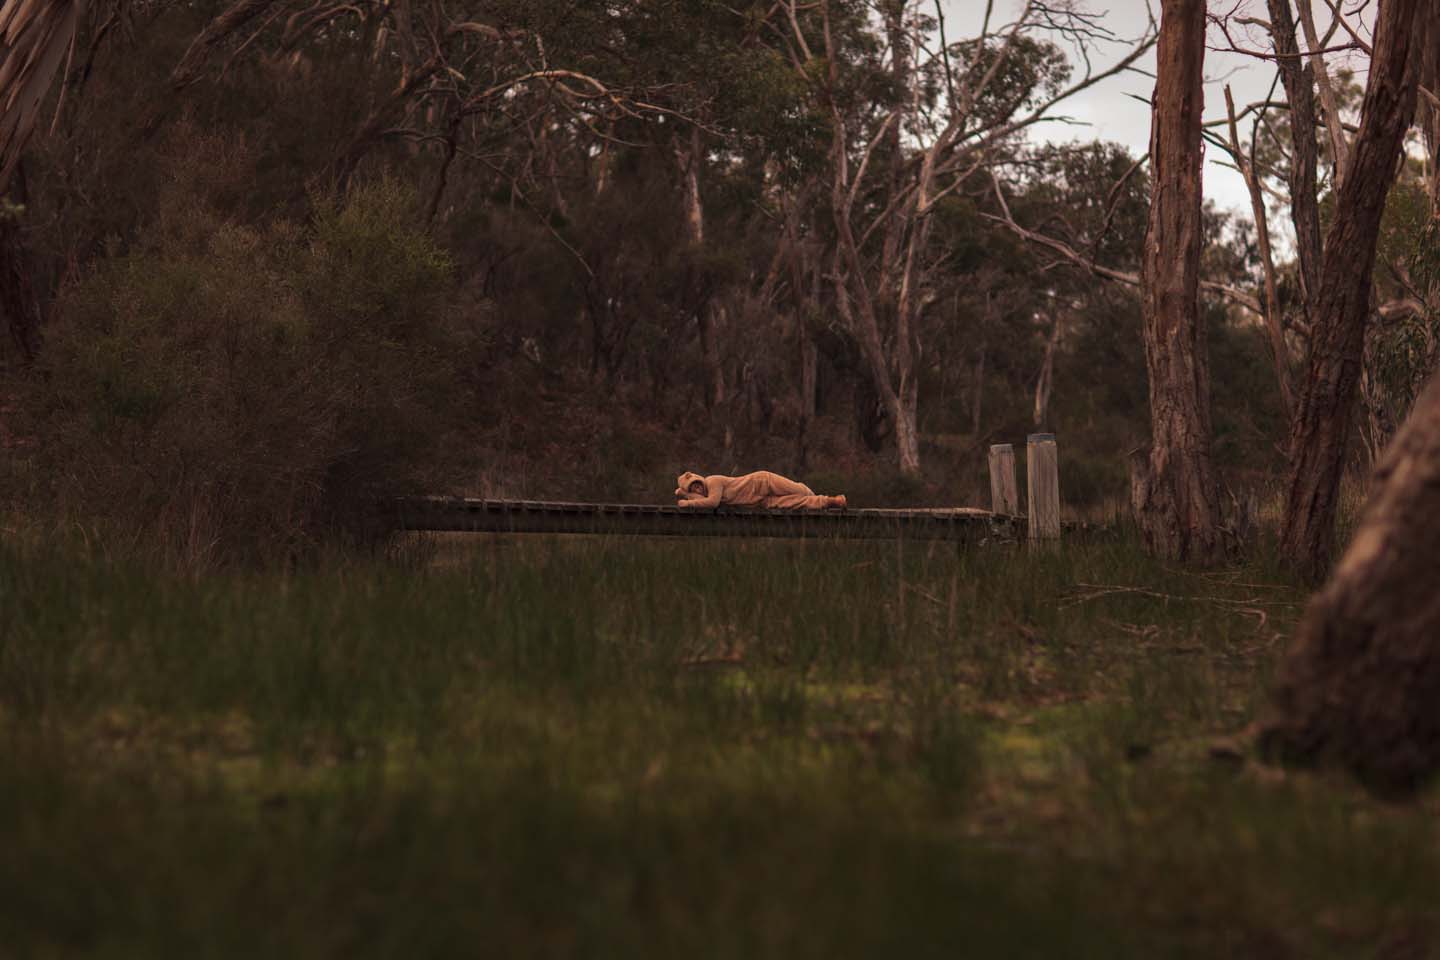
[893,397,921,474]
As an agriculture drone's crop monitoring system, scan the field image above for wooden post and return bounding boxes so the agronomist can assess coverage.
[1027,433,1060,541]
[988,444,1018,516]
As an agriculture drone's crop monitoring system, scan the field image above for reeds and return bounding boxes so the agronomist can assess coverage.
[0,534,1434,956]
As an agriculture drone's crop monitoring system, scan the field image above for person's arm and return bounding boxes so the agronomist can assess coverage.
[677,478,723,508]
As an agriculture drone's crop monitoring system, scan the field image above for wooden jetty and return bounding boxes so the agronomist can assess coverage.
[387,434,1060,543]
[387,497,1020,542]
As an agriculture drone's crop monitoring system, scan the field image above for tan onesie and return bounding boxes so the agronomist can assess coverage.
[674,471,845,510]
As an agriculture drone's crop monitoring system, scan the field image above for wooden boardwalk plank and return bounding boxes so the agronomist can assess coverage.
[387,497,1022,542]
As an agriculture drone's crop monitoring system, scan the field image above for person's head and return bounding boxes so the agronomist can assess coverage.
[675,471,707,497]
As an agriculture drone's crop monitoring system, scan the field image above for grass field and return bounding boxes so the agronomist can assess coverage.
[2,533,1437,958]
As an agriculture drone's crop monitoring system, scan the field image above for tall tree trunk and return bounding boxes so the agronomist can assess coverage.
[1419,14,1438,285]
[675,127,724,410]
[970,337,986,438]
[788,221,819,471]
[894,378,920,474]
[1279,0,1424,582]
[676,126,705,247]
[877,0,911,283]
[1224,86,1293,421]
[700,303,726,409]
[1295,0,1354,187]
[1133,0,1222,563]
[821,0,922,476]
[0,223,40,363]
[1033,313,1061,429]
[830,222,919,472]
[0,168,40,363]
[1259,372,1440,797]
[797,329,817,471]
[1266,0,1323,320]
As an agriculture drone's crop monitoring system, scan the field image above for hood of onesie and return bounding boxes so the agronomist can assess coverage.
[675,472,707,497]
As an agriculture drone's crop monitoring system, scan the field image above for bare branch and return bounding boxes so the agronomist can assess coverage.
[1089,150,1148,261]
[170,0,282,90]
[948,11,1158,168]
[1223,82,1293,418]
[1321,0,1372,55]
[1295,0,1352,184]
[984,172,1264,316]
[1377,297,1427,322]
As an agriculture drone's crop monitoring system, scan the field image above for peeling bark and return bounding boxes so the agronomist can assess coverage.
[1266,0,1323,317]
[1033,313,1060,429]
[1260,372,1440,796]
[1133,0,1222,563]
[1279,0,1424,582]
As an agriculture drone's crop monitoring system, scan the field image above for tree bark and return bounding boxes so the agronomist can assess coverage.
[970,337,985,438]
[893,391,921,473]
[1033,313,1061,429]
[797,329,817,470]
[877,0,910,283]
[822,3,922,476]
[1224,86,1292,422]
[1259,372,1440,797]
[1295,0,1354,187]
[0,167,40,363]
[786,215,819,471]
[0,223,40,363]
[675,127,725,410]
[676,126,706,247]
[1266,0,1323,320]
[1418,13,1438,279]
[1279,0,1424,582]
[1133,0,1222,563]
[829,192,920,472]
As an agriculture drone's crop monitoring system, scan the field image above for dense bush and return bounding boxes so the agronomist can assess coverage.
[20,171,455,566]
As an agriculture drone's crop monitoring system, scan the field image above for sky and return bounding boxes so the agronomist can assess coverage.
[937,0,1369,222]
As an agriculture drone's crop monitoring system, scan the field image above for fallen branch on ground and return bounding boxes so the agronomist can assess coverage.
[1061,583,1303,614]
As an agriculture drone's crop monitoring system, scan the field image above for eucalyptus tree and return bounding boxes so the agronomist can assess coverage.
[761,0,1154,474]
[983,0,1434,570]
[1254,1,1440,798]
[1274,0,1428,580]
[1130,0,1221,563]
[0,0,718,369]
[1260,348,1440,796]
[1205,0,1437,577]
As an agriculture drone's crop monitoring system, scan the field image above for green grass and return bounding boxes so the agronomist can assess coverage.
[1,534,1436,958]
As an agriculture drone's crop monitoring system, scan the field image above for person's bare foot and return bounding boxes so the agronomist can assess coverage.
[830,495,847,509]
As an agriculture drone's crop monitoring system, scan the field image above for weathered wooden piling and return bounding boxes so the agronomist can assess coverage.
[988,443,1019,516]
[1026,433,1060,541]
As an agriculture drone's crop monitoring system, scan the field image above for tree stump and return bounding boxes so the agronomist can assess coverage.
[1259,374,1440,796]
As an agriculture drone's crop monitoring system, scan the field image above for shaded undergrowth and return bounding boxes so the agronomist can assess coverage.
[1,535,1435,958]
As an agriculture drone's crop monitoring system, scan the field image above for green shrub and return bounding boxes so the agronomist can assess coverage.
[25,177,455,566]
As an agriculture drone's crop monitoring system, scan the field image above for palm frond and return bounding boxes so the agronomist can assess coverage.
[0,0,83,186]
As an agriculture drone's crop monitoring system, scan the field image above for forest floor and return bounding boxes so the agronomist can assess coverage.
[2,533,1437,958]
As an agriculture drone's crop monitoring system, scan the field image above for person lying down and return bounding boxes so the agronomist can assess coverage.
[674,471,847,510]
